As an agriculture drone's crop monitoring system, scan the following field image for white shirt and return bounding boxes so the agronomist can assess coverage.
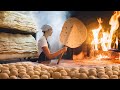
[38,36,48,55]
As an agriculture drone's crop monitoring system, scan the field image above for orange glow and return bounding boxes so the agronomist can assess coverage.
[108,11,120,49]
[115,37,118,49]
[73,11,120,61]
[91,18,102,50]
[96,54,109,60]
[100,32,109,51]
[91,11,120,51]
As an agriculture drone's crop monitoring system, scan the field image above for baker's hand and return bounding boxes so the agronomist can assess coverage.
[62,46,68,52]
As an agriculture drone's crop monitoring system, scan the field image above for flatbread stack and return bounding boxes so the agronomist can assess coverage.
[0,33,38,60]
[0,11,38,61]
[0,11,37,33]
[60,17,87,48]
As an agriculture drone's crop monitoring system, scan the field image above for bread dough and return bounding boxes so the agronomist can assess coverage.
[75,73,80,78]
[68,71,76,78]
[79,73,88,79]
[18,72,27,78]
[0,73,9,79]
[10,68,18,72]
[52,72,61,79]
[112,69,119,72]
[79,69,88,75]
[27,71,34,77]
[71,67,79,71]
[110,75,118,79]
[88,75,96,79]
[88,70,97,76]
[41,75,49,79]
[105,68,112,72]
[97,69,105,73]
[21,75,30,79]
[10,70,18,76]
[2,64,9,67]
[34,71,40,75]
[40,71,48,76]
[9,75,17,79]
[1,67,9,71]
[60,70,68,76]
[31,75,40,79]
[9,65,16,69]
[61,76,71,79]
[106,71,113,77]
[112,66,119,70]
[100,75,109,79]
[35,69,41,73]
[2,70,10,75]
[18,69,26,73]
[64,68,71,73]
[113,71,119,75]
[56,66,64,72]
[97,72,105,78]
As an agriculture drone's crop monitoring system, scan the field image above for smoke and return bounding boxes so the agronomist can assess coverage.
[30,11,70,53]
[16,11,70,52]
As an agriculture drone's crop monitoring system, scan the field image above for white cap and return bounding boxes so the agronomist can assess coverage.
[41,24,52,32]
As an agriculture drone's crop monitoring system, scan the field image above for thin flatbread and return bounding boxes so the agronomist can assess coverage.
[60,17,87,48]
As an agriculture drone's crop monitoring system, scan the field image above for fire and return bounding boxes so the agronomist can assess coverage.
[73,11,120,61]
[115,37,118,49]
[91,18,103,50]
[96,54,110,60]
[90,11,120,60]
[91,11,120,51]
[100,32,109,51]
[108,11,120,49]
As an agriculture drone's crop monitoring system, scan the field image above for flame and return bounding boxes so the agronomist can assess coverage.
[115,37,118,49]
[96,54,109,60]
[91,18,102,50]
[73,11,120,61]
[90,11,120,60]
[91,11,120,51]
[100,32,109,51]
[108,11,120,49]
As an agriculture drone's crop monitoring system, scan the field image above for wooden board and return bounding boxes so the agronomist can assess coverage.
[60,17,87,48]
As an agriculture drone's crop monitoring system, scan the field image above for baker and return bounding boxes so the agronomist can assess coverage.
[38,24,67,63]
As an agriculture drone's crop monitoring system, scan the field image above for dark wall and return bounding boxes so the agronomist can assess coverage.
[69,11,114,26]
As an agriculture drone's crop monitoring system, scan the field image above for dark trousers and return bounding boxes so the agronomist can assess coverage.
[38,52,50,63]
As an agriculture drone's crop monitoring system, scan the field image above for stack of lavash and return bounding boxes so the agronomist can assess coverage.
[0,11,38,60]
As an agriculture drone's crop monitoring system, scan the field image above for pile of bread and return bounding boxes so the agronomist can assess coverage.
[0,62,120,79]
[0,11,38,60]
[0,11,37,33]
